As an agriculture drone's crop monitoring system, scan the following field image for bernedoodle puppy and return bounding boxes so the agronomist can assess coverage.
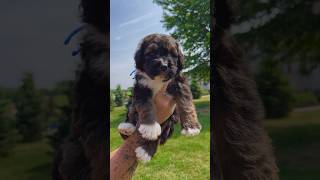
[118,34,202,162]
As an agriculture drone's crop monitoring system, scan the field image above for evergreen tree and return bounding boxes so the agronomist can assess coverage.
[110,92,115,111]
[114,85,124,107]
[15,73,43,142]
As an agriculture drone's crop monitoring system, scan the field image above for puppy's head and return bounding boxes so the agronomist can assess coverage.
[134,34,184,81]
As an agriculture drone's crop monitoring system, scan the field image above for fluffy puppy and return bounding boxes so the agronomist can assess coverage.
[118,34,201,162]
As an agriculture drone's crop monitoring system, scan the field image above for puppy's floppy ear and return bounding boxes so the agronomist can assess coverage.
[134,41,144,71]
[176,42,184,73]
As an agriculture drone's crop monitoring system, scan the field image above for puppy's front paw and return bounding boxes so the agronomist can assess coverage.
[181,127,201,136]
[118,122,136,136]
[138,122,161,140]
[135,146,151,163]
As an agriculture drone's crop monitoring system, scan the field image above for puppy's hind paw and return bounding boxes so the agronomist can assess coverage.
[181,127,201,136]
[135,146,151,163]
[118,122,136,136]
[138,122,161,140]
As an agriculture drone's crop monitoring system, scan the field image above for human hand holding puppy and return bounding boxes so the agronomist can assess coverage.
[110,84,176,180]
[153,82,176,123]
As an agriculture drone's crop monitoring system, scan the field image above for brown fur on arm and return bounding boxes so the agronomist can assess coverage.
[212,0,279,179]
[168,75,201,130]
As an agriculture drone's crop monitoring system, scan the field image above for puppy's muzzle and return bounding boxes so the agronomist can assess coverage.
[160,64,168,72]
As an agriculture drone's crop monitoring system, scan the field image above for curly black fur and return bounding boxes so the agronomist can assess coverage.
[212,0,279,179]
[52,0,107,180]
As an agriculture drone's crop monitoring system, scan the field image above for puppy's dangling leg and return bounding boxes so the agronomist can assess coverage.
[118,101,137,138]
[170,78,201,136]
[135,114,177,163]
[135,140,158,163]
[177,100,201,136]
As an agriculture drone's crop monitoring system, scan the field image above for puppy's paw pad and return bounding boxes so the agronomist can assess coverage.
[118,122,136,136]
[138,122,161,140]
[135,146,151,163]
[181,128,201,136]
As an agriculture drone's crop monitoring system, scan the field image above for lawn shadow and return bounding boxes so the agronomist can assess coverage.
[26,162,52,180]
[268,124,320,180]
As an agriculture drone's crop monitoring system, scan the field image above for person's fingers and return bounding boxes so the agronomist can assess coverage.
[167,94,176,108]
[153,81,177,123]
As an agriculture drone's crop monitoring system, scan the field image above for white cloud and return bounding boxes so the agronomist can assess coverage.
[118,12,156,28]
[113,22,160,41]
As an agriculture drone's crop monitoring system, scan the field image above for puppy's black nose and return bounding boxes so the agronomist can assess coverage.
[160,65,168,71]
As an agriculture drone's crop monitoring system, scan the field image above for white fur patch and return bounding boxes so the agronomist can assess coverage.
[138,122,161,140]
[135,146,151,163]
[181,128,201,136]
[136,70,169,96]
[118,122,136,136]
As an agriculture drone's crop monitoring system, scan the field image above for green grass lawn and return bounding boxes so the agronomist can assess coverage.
[110,95,211,180]
[265,108,320,180]
[0,139,52,180]
[1,97,319,180]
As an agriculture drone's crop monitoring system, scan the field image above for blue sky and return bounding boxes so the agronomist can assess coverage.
[110,0,169,89]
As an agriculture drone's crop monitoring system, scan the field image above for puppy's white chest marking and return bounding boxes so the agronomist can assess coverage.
[136,71,169,98]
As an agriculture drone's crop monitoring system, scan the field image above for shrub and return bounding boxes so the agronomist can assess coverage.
[110,92,115,111]
[47,81,73,151]
[0,99,19,156]
[15,73,43,142]
[293,91,319,108]
[256,60,295,118]
[190,80,202,99]
[201,88,209,96]
[315,90,320,102]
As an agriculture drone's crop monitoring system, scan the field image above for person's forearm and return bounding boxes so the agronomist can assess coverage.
[110,132,140,180]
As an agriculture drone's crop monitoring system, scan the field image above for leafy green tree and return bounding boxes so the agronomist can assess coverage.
[233,0,320,73]
[114,85,124,107]
[15,73,43,142]
[256,60,294,118]
[154,0,210,81]
[190,80,202,99]
[0,98,19,156]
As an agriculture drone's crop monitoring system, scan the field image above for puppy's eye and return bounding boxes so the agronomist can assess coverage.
[146,54,156,58]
